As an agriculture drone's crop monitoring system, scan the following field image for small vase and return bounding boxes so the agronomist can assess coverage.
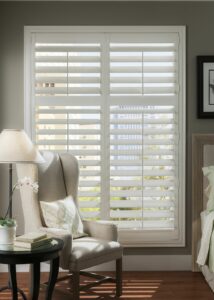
[0,225,16,245]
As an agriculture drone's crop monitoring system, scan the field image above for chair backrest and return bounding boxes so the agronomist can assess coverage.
[16,151,79,233]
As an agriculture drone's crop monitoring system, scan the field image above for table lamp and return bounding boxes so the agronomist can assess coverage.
[0,129,44,218]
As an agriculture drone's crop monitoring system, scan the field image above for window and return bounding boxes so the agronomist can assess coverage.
[25,26,186,246]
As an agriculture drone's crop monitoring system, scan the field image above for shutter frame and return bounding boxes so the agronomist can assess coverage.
[24,27,185,243]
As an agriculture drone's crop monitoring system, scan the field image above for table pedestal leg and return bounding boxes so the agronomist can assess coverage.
[9,264,18,300]
[0,268,27,300]
[46,257,59,300]
[30,263,40,300]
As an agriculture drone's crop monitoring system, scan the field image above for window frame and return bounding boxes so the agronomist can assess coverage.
[24,26,186,247]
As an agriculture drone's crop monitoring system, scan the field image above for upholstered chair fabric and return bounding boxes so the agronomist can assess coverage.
[16,151,123,272]
[38,151,67,202]
[60,153,79,205]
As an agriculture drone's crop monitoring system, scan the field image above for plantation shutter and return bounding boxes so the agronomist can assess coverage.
[34,35,103,219]
[109,34,178,229]
[109,105,176,229]
[28,27,185,245]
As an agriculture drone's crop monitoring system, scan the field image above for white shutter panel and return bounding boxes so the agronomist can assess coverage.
[35,43,101,96]
[108,33,179,230]
[109,105,176,229]
[110,41,177,96]
[34,39,102,219]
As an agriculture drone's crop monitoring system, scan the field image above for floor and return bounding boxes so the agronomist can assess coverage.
[0,271,213,300]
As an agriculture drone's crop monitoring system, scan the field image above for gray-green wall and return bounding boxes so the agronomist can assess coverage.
[0,1,214,257]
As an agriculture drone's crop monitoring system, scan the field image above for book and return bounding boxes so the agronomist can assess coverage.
[14,237,52,250]
[16,232,47,243]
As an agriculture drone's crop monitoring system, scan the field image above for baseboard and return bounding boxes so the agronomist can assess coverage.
[89,254,192,271]
[0,255,192,272]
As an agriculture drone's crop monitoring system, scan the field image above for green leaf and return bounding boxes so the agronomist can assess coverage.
[0,218,16,227]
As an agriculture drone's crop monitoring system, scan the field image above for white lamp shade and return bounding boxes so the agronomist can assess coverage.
[0,129,45,164]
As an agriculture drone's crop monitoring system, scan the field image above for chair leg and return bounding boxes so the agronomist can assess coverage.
[72,272,80,300]
[116,258,122,297]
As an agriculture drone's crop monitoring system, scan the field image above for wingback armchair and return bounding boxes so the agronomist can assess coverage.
[16,151,123,299]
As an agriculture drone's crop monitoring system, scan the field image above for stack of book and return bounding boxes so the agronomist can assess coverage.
[14,232,52,249]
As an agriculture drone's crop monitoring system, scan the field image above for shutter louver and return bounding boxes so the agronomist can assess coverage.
[35,43,101,96]
[110,42,177,96]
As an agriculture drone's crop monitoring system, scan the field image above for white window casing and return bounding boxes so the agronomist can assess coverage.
[24,26,186,247]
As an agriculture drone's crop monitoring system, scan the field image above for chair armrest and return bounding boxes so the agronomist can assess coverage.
[83,220,118,241]
[39,227,72,270]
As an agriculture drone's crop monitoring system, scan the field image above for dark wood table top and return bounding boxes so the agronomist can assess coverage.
[0,238,64,264]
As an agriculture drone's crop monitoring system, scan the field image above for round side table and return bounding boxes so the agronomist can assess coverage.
[0,238,64,300]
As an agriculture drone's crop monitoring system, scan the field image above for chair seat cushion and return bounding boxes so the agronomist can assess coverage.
[69,237,123,271]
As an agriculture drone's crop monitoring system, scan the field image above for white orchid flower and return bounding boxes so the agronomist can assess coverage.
[14,177,39,194]
[3,177,39,219]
